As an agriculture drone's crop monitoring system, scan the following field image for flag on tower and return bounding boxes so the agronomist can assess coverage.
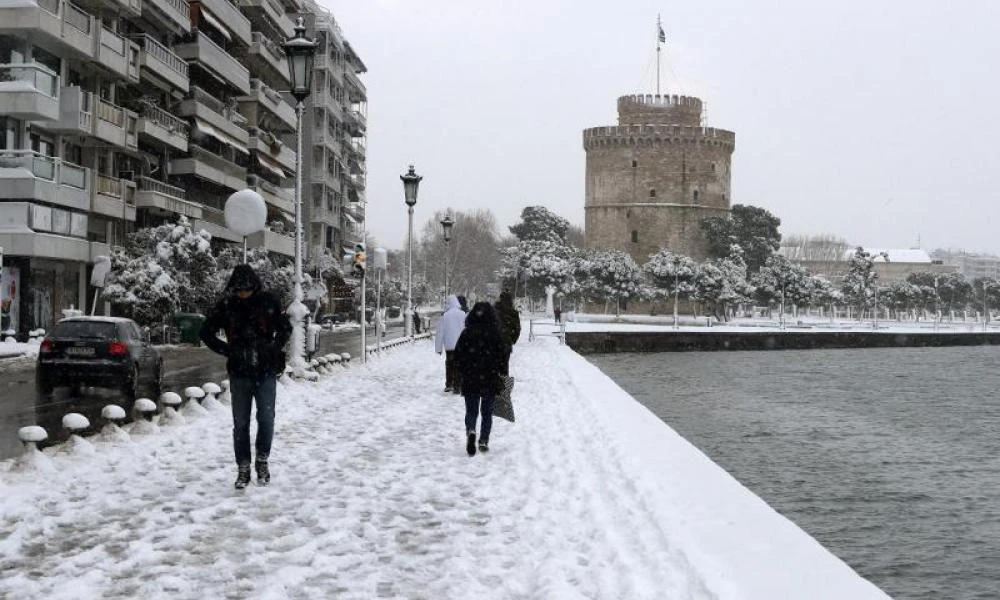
[658,24,666,43]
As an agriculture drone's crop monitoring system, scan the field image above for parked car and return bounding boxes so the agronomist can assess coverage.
[36,316,162,401]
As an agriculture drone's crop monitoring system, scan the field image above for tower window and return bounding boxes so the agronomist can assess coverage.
[711,163,716,172]
[649,188,656,198]
[631,160,637,168]
[631,230,638,243]
[693,190,699,203]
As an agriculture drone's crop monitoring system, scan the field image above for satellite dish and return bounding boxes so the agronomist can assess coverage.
[224,189,267,236]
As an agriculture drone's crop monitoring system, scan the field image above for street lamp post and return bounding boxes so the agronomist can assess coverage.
[283,18,317,369]
[672,257,680,330]
[440,213,453,296]
[400,165,422,336]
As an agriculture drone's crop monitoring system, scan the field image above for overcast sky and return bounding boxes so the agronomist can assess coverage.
[326,0,1000,255]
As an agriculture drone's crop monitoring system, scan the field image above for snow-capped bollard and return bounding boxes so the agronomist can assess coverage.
[61,413,95,455]
[278,366,293,386]
[182,386,208,417]
[326,354,342,368]
[202,382,223,411]
[14,426,54,473]
[220,379,231,404]
[129,398,160,435]
[28,328,45,344]
[100,405,130,443]
[2,328,15,343]
[158,392,185,426]
[340,352,351,366]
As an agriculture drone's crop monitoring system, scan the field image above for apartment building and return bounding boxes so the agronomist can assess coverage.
[300,0,366,261]
[0,0,366,335]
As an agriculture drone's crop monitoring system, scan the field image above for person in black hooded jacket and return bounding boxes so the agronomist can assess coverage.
[200,264,292,489]
[454,301,511,456]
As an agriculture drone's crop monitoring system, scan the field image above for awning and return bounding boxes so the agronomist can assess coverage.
[194,119,249,155]
[254,152,287,179]
[280,211,295,223]
[198,7,232,42]
[343,212,357,224]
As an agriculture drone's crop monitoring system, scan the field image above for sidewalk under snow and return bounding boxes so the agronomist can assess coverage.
[0,336,888,599]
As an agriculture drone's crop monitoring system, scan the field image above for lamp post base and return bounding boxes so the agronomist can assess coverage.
[287,299,309,370]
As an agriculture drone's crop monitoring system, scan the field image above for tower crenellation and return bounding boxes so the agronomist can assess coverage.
[617,94,703,126]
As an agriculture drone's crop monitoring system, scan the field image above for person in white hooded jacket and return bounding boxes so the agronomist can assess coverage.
[435,294,467,394]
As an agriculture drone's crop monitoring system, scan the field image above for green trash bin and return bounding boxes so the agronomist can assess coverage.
[171,313,206,345]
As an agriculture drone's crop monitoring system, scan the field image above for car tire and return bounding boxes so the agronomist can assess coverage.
[36,376,54,399]
[122,364,139,400]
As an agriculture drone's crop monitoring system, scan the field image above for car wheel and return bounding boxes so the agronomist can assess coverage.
[36,376,54,399]
[122,364,139,400]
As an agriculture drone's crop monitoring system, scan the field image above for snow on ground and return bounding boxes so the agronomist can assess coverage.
[0,335,888,599]
[0,340,38,361]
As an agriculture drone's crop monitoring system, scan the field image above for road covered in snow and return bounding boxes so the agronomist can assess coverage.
[0,335,889,599]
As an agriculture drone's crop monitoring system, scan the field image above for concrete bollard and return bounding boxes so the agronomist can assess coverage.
[182,386,208,418]
[279,366,294,386]
[62,413,95,455]
[130,398,160,435]
[158,392,185,426]
[100,405,130,443]
[340,352,351,366]
[15,426,54,473]
[202,382,223,411]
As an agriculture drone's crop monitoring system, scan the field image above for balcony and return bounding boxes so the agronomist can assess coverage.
[107,0,141,16]
[311,125,339,154]
[95,26,139,83]
[0,150,90,211]
[177,85,250,147]
[93,98,138,150]
[197,0,251,46]
[141,0,190,36]
[246,227,293,257]
[237,0,293,38]
[343,108,365,136]
[134,176,202,219]
[136,104,189,152]
[247,31,289,88]
[91,174,136,221]
[0,64,60,121]
[350,173,366,191]
[174,32,250,95]
[170,145,246,192]
[48,86,94,136]
[237,78,295,132]
[132,34,189,92]
[0,202,91,262]
[247,174,293,213]
[343,68,366,100]
[248,128,295,173]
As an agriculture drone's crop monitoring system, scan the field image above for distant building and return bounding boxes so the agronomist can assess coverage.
[928,249,1000,281]
[583,93,735,263]
[785,248,957,284]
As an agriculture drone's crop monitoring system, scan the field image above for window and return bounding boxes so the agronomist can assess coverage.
[693,190,699,203]
[631,160,637,168]
[649,188,656,198]
[631,230,638,243]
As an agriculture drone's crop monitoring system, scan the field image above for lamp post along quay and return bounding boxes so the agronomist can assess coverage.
[400,165,422,337]
[440,213,453,296]
[283,18,318,368]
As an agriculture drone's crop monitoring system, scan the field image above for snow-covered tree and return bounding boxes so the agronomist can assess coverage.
[643,249,698,315]
[509,206,570,244]
[103,252,180,325]
[694,252,753,321]
[573,249,642,315]
[841,247,886,317]
[700,204,781,273]
[499,240,575,302]
[751,254,811,311]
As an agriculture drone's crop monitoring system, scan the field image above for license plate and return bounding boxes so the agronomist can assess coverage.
[65,346,95,356]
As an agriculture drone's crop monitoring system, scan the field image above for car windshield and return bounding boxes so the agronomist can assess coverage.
[53,321,118,340]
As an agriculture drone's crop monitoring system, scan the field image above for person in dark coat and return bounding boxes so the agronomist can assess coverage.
[457,295,469,312]
[412,307,421,334]
[200,264,292,489]
[493,291,521,376]
[454,301,510,456]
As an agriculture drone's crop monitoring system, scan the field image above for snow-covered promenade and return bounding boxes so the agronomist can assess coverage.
[0,336,889,599]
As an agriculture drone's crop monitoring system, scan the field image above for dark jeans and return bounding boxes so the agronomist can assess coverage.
[230,374,277,466]
[445,351,461,391]
[464,393,495,442]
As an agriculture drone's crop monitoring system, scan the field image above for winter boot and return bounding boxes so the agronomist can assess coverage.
[478,439,489,453]
[255,455,270,486]
[235,464,252,489]
[466,431,477,457]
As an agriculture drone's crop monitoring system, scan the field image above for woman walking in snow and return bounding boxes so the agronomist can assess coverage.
[435,294,467,394]
[454,301,511,456]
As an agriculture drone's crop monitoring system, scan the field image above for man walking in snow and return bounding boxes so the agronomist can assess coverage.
[435,294,467,394]
[494,291,521,376]
[200,264,292,489]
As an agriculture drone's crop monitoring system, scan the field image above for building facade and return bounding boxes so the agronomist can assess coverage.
[0,0,365,335]
[929,249,1000,281]
[583,94,735,263]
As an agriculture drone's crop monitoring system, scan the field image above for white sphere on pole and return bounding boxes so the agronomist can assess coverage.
[224,189,267,236]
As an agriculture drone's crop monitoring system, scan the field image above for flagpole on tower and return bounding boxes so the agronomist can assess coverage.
[656,14,663,95]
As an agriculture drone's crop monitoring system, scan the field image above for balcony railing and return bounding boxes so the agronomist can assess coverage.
[133,34,189,79]
[96,173,128,199]
[64,1,91,33]
[0,63,60,97]
[37,0,58,13]
[137,175,185,199]
[189,144,243,175]
[0,150,87,189]
[251,31,285,64]
[140,103,189,136]
[187,85,248,128]
[96,97,124,126]
[165,0,190,20]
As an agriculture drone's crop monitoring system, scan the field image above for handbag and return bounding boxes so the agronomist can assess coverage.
[493,375,515,423]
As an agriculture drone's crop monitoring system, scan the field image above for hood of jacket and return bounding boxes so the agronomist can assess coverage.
[225,264,264,295]
[445,294,461,311]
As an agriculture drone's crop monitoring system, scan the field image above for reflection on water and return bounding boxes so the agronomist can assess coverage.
[589,346,1000,600]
